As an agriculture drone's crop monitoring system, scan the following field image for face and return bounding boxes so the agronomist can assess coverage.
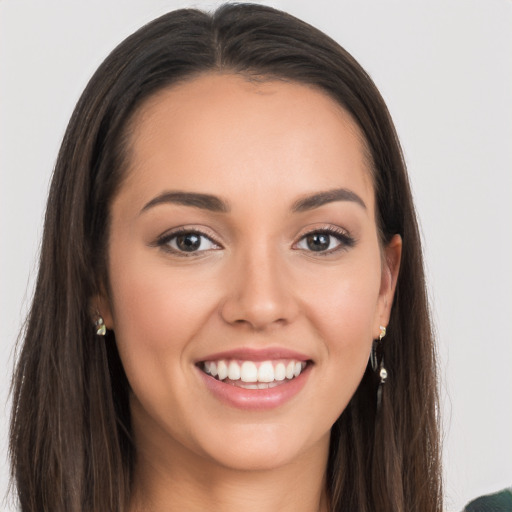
[100,74,401,474]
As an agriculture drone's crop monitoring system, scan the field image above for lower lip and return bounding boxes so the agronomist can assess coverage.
[198,364,311,410]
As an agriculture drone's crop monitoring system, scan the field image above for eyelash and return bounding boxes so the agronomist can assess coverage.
[155,225,355,257]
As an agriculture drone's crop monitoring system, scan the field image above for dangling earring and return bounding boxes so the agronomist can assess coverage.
[95,315,106,336]
[371,325,388,411]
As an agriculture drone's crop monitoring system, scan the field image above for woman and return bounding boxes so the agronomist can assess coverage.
[9,4,442,511]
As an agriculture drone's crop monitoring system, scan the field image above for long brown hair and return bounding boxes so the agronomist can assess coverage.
[10,4,442,511]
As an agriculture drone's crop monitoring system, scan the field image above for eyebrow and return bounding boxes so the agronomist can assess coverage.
[291,188,366,212]
[140,191,230,214]
[140,187,366,216]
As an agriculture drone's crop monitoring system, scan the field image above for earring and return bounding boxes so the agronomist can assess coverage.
[95,315,106,336]
[378,325,387,383]
[371,325,388,411]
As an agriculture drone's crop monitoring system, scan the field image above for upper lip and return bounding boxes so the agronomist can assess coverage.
[196,347,311,363]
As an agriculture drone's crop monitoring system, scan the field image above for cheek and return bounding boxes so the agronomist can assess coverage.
[107,250,218,381]
[304,258,381,337]
[106,255,225,440]
[298,254,382,382]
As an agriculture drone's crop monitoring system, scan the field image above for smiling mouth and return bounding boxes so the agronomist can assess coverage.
[199,359,309,389]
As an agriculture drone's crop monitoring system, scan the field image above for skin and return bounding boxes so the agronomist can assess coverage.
[98,73,401,512]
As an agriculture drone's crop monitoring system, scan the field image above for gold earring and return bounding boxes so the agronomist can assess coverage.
[376,325,388,383]
[95,316,106,336]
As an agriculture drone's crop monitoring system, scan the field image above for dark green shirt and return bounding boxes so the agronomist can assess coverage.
[464,488,512,512]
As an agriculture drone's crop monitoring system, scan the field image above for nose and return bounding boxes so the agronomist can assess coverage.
[219,243,299,331]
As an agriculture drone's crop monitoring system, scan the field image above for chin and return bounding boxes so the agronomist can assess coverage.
[196,422,330,473]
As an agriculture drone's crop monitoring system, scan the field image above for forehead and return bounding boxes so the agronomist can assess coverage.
[119,73,375,214]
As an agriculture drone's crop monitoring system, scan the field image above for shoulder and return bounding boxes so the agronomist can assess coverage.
[463,488,512,512]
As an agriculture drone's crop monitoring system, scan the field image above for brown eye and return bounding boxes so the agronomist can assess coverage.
[305,233,331,252]
[175,233,202,252]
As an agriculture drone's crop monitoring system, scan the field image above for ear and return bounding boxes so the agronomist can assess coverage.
[90,285,114,330]
[374,234,402,336]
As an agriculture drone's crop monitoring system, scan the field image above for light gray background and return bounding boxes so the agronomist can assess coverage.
[1,1,511,511]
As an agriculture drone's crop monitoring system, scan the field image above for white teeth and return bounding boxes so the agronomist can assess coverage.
[230,381,281,390]
[241,383,259,389]
[286,361,295,379]
[240,361,258,382]
[228,361,241,380]
[258,361,274,382]
[258,382,279,389]
[217,360,228,380]
[275,363,286,381]
[202,358,308,384]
